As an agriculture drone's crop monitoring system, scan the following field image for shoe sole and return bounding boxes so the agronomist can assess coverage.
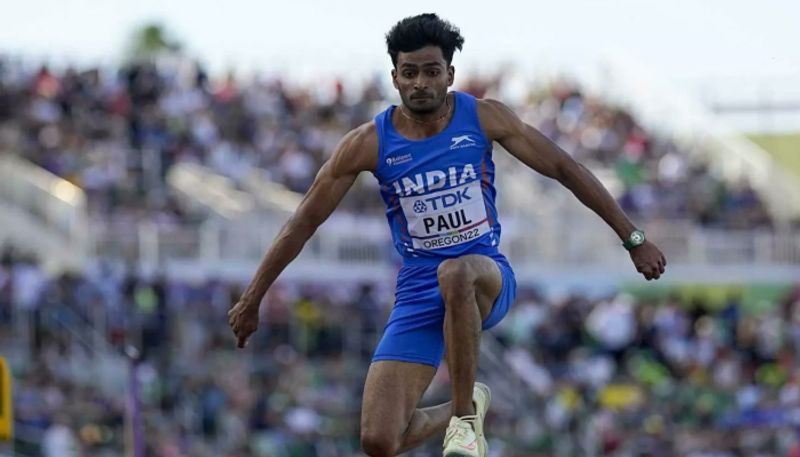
[444,450,481,457]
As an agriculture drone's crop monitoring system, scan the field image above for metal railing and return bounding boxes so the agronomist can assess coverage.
[0,154,87,241]
[166,162,255,218]
[88,213,800,282]
[0,154,90,271]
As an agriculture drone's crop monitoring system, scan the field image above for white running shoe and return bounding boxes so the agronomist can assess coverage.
[443,416,480,457]
[443,382,492,457]
[473,382,491,456]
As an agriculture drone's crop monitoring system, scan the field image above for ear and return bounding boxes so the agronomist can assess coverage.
[447,66,455,87]
[391,68,399,89]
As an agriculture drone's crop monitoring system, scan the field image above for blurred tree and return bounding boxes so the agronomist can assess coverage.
[127,23,182,61]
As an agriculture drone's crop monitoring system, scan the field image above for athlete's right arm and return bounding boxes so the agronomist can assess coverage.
[228,122,378,347]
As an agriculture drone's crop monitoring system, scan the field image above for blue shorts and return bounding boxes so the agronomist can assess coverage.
[372,254,517,368]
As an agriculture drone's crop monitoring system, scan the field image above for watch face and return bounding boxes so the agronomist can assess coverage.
[631,231,645,244]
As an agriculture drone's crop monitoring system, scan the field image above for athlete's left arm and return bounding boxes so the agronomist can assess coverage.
[477,98,666,280]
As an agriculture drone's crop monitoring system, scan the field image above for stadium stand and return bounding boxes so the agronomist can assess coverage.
[2,53,800,457]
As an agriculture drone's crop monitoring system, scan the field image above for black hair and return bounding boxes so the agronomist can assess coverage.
[385,13,465,67]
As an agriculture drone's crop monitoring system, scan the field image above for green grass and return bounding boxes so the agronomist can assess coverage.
[621,282,793,313]
[747,133,800,181]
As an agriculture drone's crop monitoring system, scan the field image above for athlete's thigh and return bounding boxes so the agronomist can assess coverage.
[361,360,437,438]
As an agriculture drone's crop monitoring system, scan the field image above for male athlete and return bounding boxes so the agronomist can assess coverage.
[228,13,666,457]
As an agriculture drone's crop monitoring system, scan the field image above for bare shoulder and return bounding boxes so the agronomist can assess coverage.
[330,121,379,175]
[476,98,522,142]
[476,97,510,114]
[348,120,379,149]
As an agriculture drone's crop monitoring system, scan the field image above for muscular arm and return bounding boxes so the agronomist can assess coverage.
[239,122,378,305]
[477,98,665,280]
[478,98,636,240]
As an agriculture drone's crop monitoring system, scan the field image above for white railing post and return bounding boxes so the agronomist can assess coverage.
[688,229,706,264]
[791,233,800,264]
[754,231,773,264]
[138,222,159,273]
[199,220,220,261]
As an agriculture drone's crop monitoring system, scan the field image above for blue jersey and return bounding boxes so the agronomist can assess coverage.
[373,91,502,264]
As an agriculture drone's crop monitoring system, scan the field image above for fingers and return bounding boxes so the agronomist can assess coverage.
[232,321,251,348]
[229,301,259,349]
[654,259,666,276]
[229,315,255,348]
[650,268,661,280]
[635,249,667,281]
[227,306,237,328]
[638,263,663,280]
[228,307,245,348]
[658,253,666,275]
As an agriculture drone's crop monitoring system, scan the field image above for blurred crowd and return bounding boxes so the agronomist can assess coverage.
[3,246,800,457]
[0,56,385,223]
[0,57,773,229]
[517,81,772,229]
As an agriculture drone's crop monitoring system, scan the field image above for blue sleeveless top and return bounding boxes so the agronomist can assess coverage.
[372,91,502,265]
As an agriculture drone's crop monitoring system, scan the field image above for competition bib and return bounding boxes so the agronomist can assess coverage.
[399,180,490,250]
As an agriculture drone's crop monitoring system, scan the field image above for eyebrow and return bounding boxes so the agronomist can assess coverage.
[399,62,445,68]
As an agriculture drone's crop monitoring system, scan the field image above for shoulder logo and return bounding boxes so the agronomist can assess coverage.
[450,135,477,149]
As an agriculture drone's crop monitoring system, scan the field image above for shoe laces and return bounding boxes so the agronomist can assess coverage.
[445,415,478,443]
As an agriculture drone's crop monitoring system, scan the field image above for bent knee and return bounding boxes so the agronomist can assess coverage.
[437,257,474,288]
[360,430,399,457]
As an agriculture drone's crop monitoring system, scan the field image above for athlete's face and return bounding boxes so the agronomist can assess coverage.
[392,46,454,114]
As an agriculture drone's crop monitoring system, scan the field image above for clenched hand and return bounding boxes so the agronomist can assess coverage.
[630,241,666,280]
[228,298,260,348]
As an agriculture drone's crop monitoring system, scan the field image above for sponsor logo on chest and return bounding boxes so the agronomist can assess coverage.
[398,179,490,250]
